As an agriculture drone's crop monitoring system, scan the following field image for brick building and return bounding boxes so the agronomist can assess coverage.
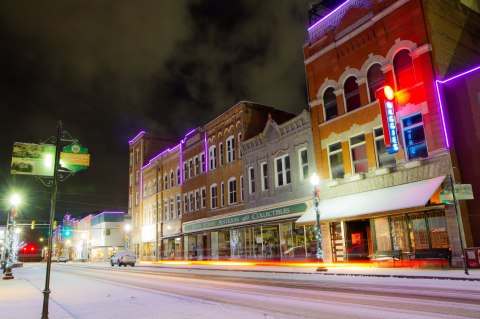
[298,0,479,266]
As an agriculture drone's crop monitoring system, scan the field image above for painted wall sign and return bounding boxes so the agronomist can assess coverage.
[183,203,307,233]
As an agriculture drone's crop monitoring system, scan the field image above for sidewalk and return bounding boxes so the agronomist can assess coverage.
[143,260,480,281]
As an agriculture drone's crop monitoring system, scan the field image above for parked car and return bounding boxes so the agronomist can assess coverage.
[57,256,68,263]
[110,251,136,267]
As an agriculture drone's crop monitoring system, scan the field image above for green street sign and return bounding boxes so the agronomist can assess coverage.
[60,143,90,172]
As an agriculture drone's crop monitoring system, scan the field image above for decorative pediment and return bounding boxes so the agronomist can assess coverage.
[263,120,281,142]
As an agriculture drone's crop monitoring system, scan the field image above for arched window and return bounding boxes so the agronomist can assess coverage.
[344,76,361,112]
[323,87,338,121]
[367,64,384,102]
[393,49,415,90]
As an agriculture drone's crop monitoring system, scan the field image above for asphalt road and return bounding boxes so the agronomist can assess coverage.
[14,263,480,319]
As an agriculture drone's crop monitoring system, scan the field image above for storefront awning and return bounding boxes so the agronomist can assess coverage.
[296,175,445,224]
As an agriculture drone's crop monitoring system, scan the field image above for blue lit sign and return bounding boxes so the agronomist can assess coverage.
[385,100,399,154]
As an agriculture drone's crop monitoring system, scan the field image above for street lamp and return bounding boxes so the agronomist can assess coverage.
[124,224,131,250]
[310,174,323,262]
[3,193,21,280]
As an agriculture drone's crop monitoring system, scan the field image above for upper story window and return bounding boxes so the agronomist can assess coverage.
[129,173,132,187]
[201,187,206,209]
[130,153,133,167]
[195,190,200,211]
[164,200,168,220]
[261,162,269,191]
[240,175,244,202]
[194,156,199,176]
[248,167,255,194]
[210,184,218,209]
[189,159,193,178]
[275,154,291,187]
[176,194,181,217]
[209,145,217,170]
[402,113,428,160]
[228,177,237,205]
[170,197,174,219]
[189,192,194,212]
[323,87,338,121]
[183,194,188,214]
[164,174,168,190]
[328,142,344,179]
[176,167,181,184]
[373,127,396,167]
[226,135,235,163]
[221,182,225,207]
[394,49,415,90]
[200,153,205,173]
[183,161,188,180]
[344,76,361,112]
[299,148,309,180]
[238,133,242,158]
[158,176,162,192]
[135,170,139,184]
[219,142,224,166]
[135,192,139,206]
[170,171,174,187]
[136,149,140,164]
[367,64,385,103]
[349,134,368,174]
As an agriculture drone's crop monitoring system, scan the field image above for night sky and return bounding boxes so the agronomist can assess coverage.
[0,1,315,239]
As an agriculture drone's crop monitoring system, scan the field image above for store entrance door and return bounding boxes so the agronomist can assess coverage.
[345,220,370,261]
[262,225,279,259]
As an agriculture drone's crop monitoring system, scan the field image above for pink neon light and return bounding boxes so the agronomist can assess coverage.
[434,64,480,149]
[308,0,351,31]
[180,141,183,185]
[128,130,145,144]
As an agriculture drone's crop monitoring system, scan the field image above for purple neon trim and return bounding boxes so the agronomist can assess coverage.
[185,129,196,138]
[434,64,480,149]
[439,65,480,84]
[128,130,145,144]
[204,132,208,173]
[180,142,183,185]
[434,80,450,148]
[308,0,351,31]
[101,211,124,214]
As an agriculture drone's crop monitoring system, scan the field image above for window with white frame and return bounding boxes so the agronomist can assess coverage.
[170,197,174,219]
[210,184,218,209]
[261,162,269,191]
[226,135,235,163]
[189,192,194,212]
[402,113,428,160]
[177,167,181,184]
[209,145,217,170]
[164,200,168,220]
[189,159,193,178]
[195,190,200,211]
[328,142,344,179]
[200,153,205,173]
[135,170,139,184]
[143,184,147,198]
[219,142,224,166]
[158,176,162,192]
[221,182,225,207]
[129,195,132,208]
[373,127,396,167]
[164,174,168,190]
[170,171,174,187]
[248,167,255,194]
[275,154,291,187]
[183,161,188,180]
[238,133,242,158]
[194,156,199,176]
[183,194,188,214]
[201,187,206,208]
[176,194,181,217]
[130,153,133,167]
[228,177,237,205]
[135,192,139,206]
[129,173,132,187]
[136,149,140,163]
[240,175,244,202]
[350,134,368,174]
[299,148,309,180]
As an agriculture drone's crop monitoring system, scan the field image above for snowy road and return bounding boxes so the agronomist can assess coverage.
[13,263,480,319]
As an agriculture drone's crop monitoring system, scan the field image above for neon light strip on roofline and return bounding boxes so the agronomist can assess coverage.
[128,130,145,144]
[308,0,351,31]
[434,64,480,149]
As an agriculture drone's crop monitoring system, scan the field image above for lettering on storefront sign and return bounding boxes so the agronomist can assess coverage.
[183,203,307,233]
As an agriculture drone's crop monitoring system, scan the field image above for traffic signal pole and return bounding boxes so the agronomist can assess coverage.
[41,121,62,319]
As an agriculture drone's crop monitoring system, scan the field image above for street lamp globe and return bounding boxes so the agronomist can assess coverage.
[310,173,320,187]
[10,194,21,207]
[124,224,131,232]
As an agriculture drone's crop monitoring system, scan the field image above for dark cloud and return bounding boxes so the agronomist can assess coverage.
[0,0,312,220]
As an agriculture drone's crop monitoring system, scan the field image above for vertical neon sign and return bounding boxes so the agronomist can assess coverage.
[376,86,399,154]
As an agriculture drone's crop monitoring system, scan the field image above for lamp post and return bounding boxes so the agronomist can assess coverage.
[310,174,323,262]
[124,224,131,250]
[3,194,21,280]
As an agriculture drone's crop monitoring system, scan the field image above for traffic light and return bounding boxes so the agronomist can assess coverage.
[53,220,57,229]
[31,220,35,230]
[376,85,399,154]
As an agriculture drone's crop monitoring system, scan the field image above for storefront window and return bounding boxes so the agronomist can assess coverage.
[390,215,409,251]
[427,211,449,248]
[408,213,429,249]
[218,231,231,258]
[374,217,392,251]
